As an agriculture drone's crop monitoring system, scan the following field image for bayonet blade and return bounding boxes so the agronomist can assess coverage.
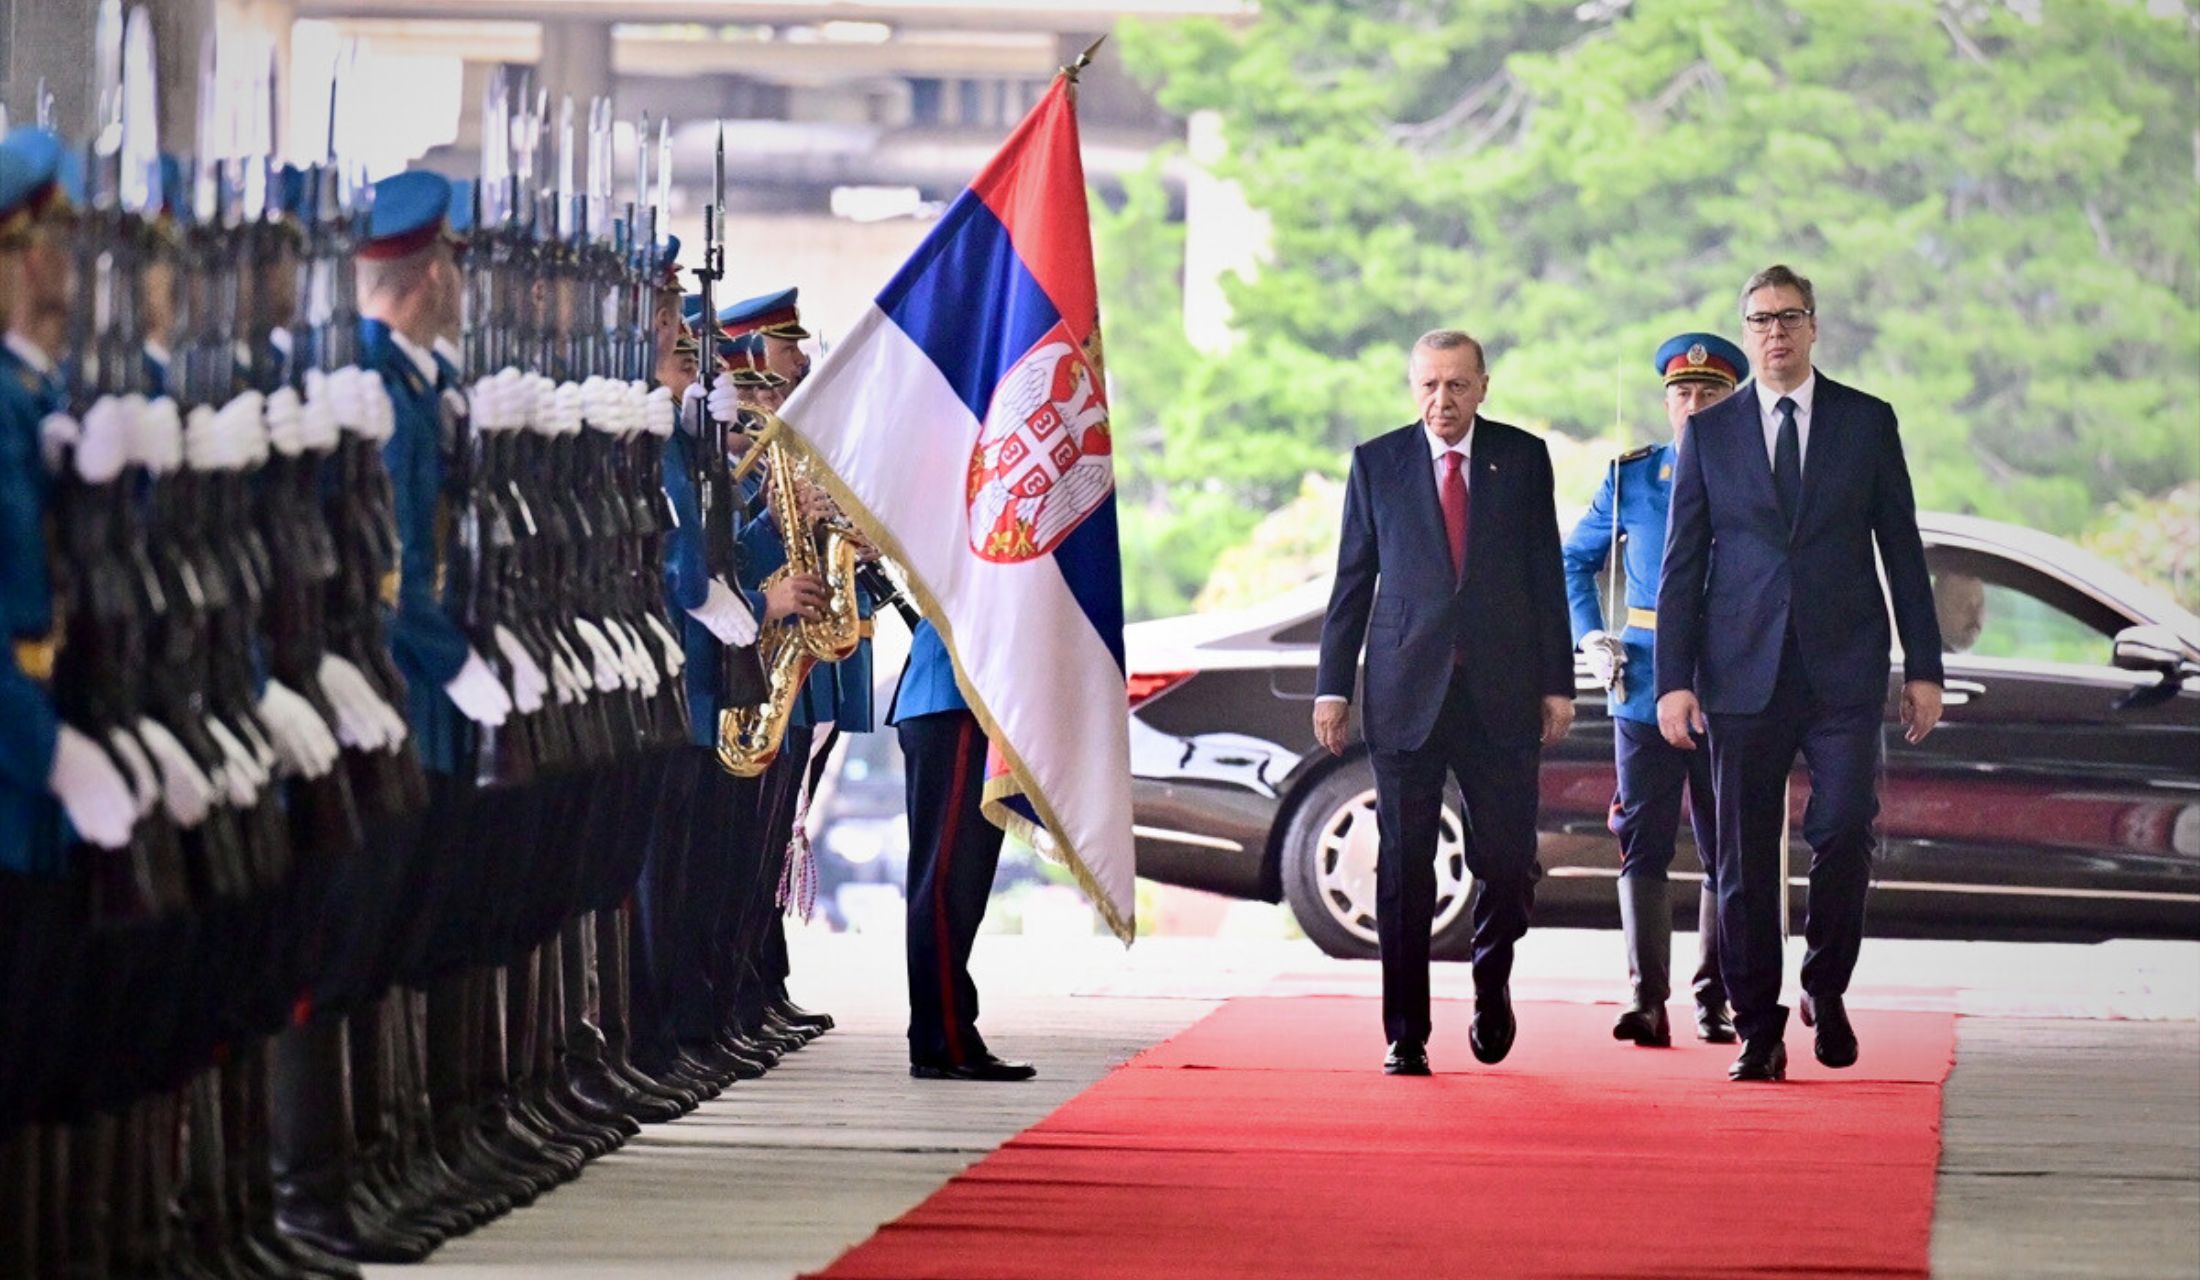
[121,5,159,217]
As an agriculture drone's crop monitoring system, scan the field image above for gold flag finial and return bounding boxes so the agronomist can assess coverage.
[1063,34,1107,82]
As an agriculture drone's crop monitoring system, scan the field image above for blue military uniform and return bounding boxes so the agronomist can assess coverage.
[359,171,474,776]
[0,126,74,876]
[1561,330,1746,1046]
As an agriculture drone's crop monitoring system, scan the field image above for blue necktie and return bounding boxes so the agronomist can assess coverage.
[1773,395,1802,527]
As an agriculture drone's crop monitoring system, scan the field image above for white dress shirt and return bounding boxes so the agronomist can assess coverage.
[1754,370,1817,473]
[1424,419,1474,484]
[387,327,442,387]
[4,331,55,376]
[1316,422,1478,708]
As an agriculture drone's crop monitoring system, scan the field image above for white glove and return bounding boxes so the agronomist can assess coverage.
[265,386,308,457]
[546,642,582,705]
[358,372,395,443]
[258,679,341,780]
[298,383,340,451]
[679,381,705,435]
[47,725,137,849]
[571,619,627,692]
[39,411,80,474]
[644,612,686,677]
[105,727,161,819]
[205,715,269,803]
[136,717,216,829]
[610,620,660,699]
[182,405,224,471]
[76,397,133,483]
[706,377,739,426]
[133,397,185,473]
[645,385,676,439]
[211,390,268,471]
[1582,630,1627,690]
[554,381,584,436]
[494,624,549,715]
[317,653,400,752]
[444,649,514,727]
[687,577,759,648]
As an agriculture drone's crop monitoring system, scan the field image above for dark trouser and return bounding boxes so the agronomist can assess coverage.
[727,724,809,1029]
[629,748,701,1067]
[1368,672,1542,1047]
[898,710,1005,1067]
[1613,715,1725,1007]
[1707,639,1882,1043]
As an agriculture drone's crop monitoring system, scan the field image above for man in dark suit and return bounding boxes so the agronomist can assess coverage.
[1313,329,1576,1076]
[1655,265,1944,1082]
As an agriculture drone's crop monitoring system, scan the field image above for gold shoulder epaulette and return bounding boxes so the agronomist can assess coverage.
[1613,444,1658,465]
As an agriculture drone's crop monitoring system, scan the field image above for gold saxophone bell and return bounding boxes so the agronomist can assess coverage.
[716,409,864,777]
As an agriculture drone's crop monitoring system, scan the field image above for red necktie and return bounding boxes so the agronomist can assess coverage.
[1440,450,1469,582]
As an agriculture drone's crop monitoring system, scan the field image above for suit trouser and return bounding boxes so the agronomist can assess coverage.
[1368,671,1541,1046]
[898,710,1005,1066]
[1707,641,1882,1043]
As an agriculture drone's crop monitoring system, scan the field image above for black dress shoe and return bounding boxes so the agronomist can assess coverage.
[1612,1000,1672,1048]
[1695,1000,1738,1044]
[910,1054,1037,1082]
[1801,993,1858,1068]
[1470,986,1516,1065]
[276,1199,435,1266]
[1382,1041,1431,1076]
[1728,1035,1788,1082]
[772,996,833,1034]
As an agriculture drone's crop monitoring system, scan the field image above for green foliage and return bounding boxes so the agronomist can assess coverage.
[1098,0,2200,617]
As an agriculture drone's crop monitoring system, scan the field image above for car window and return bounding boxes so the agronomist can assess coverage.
[1926,546,2124,665]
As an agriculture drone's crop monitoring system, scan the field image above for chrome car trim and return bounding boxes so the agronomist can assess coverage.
[1131,825,1245,853]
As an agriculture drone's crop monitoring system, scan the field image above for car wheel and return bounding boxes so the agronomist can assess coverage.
[1279,761,1475,961]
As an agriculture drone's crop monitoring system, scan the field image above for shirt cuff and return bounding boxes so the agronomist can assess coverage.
[1315,695,1349,707]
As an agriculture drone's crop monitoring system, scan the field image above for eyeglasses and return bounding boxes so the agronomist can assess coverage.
[1743,308,1814,334]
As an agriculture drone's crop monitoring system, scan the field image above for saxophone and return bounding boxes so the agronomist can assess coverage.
[715,410,864,777]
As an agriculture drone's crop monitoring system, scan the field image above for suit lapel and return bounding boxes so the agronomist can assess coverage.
[1389,425,1449,581]
[1462,419,1498,593]
[1718,383,1781,522]
[1792,374,1842,538]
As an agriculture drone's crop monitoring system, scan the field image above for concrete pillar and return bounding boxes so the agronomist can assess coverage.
[539,19,612,108]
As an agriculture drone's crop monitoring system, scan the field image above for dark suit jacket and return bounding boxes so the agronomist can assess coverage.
[1655,372,1944,716]
[1315,417,1574,750]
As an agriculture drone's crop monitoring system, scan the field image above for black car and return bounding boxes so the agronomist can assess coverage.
[1126,513,2200,958]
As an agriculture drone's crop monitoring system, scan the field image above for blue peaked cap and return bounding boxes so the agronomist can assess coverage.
[1653,331,1748,387]
[0,125,64,225]
[361,169,451,258]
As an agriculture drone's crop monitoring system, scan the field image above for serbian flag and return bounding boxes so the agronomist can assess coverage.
[777,67,1134,939]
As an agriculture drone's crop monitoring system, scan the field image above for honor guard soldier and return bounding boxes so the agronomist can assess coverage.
[718,288,839,1045]
[357,168,513,767]
[1563,332,1747,1047]
[0,121,134,899]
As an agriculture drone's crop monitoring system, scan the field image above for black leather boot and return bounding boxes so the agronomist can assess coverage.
[1611,875,1673,1048]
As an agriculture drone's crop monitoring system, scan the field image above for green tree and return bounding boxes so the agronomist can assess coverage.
[1097,0,2200,617]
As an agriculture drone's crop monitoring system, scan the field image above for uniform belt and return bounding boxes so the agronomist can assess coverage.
[13,637,56,683]
[1625,607,1656,632]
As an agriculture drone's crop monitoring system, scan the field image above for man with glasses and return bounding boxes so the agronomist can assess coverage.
[1654,265,1944,1082]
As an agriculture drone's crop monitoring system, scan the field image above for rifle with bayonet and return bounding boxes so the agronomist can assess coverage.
[694,122,770,714]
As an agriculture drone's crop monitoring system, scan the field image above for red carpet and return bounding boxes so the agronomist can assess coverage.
[810,997,1956,1279]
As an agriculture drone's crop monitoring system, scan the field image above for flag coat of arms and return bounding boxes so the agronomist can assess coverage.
[777,65,1135,939]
